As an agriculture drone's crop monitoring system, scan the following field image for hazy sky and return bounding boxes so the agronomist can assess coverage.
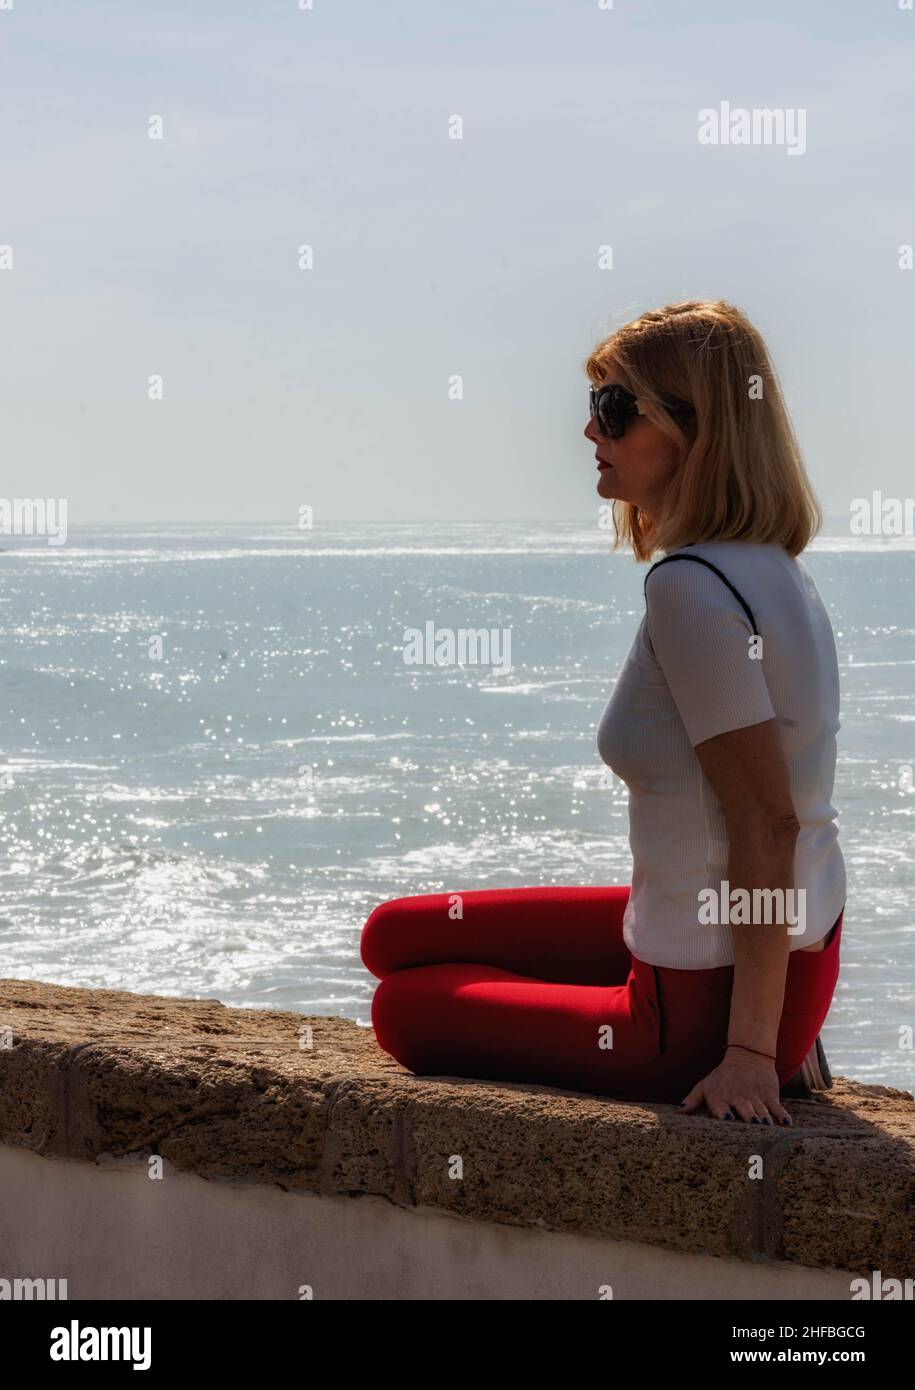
[1,0,912,523]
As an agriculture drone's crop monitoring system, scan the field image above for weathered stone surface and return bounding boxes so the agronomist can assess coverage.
[0,977,912,1276]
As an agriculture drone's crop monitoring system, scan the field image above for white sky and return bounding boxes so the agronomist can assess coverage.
[1,0,912,523]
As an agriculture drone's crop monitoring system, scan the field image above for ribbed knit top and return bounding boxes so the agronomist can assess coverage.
[597,540,847,969]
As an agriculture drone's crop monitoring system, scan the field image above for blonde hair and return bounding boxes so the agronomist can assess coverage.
[584,299,821,561]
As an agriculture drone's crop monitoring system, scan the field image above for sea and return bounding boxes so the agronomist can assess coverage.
[0,520,911,1089]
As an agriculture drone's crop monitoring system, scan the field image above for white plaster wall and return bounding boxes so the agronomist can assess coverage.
[0,1144,856,1301]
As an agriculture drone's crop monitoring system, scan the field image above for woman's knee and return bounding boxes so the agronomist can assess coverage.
[361,895,419,976]
[370,970,443,1071]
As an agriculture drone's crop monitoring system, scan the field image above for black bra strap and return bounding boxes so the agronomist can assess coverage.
[643,554,760,636]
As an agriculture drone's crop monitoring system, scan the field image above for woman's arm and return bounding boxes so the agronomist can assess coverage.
[683,716,799,1124]
[641,560,799,1122]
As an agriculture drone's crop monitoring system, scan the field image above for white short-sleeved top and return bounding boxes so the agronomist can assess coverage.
[596,539,847,969]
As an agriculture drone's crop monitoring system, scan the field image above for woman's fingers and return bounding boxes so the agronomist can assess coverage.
[690,1085,735,1120]
[727,1094,786,1125]
[694,1087,772,1123]
[679,1076,794,1126]
[761,1090,794,1127]
[678,1083,706,1114]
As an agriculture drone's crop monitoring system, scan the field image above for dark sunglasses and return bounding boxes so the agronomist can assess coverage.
[590,383,695,439]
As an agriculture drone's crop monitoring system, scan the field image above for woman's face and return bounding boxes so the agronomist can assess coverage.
[584,368,682,520]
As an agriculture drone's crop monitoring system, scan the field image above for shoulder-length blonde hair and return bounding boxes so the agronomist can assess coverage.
[584,299,821,561]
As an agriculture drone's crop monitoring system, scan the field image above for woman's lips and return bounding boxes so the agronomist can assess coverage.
[596,458,613,470]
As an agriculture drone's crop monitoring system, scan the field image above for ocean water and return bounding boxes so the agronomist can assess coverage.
[0,521,911,1090]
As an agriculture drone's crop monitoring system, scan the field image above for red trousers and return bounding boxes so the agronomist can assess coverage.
[361,885,843,1104]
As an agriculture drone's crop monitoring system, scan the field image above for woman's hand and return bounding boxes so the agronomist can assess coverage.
[679,1049,794,1125]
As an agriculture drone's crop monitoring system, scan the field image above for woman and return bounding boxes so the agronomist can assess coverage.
[361,299,846,1126]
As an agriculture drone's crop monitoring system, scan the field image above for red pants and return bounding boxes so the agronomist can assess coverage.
[361,886,843,1104]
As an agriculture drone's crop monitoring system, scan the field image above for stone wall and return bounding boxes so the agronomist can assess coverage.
[0,978,912,1299]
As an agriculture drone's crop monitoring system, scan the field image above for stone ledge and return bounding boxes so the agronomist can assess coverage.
[0,977,912,1278]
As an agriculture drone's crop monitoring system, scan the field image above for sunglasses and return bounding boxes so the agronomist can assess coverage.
[590,383,695,440]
